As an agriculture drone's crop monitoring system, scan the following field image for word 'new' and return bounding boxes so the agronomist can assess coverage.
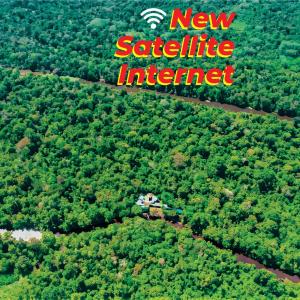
[170,8,236,30]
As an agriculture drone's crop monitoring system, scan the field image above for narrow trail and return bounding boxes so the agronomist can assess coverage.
[105,84,292,122]
[169,222,300,283]
[3,219,299,283]
[1,67,298,282]
[4,67,293,121]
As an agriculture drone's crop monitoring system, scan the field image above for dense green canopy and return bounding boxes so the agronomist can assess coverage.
[0,68,299,276]
[0,0,299,116]
[0,1,299,296]
[1,218,299,299]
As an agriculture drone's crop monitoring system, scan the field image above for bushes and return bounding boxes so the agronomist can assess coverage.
[0,0,298,116]
[0,70,299,273]
[1,219,299,299]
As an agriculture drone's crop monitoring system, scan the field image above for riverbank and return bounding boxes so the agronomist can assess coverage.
[1,220,299,283]
[3,66,297,284]
[1,66,293,122]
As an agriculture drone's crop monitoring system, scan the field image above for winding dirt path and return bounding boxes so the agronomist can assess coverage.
[1,66,298,282]
[106,84,293,121]
[4,67,293,121]
[1,220,299,283]
[169,222,300,283]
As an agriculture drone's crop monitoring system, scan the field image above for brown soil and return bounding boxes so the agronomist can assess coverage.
[3,66,298,282]
[168,222,300,283]
[5,67,293,122]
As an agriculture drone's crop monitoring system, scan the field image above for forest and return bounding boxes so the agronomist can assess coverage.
[1,218,300,299]
[0,67,299,278]
[0,0,299,298]
[0,0,299,116]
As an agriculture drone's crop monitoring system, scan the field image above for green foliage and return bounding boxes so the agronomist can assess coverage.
[1,219,299,299]
[0,0,299,116]
[88,18,110,28]
[0,68,299,275]
[0,274,18,287]
[0,277,31,300]
[0,1,299,297]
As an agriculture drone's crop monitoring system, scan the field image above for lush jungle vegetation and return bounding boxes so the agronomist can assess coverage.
[0,1,299,296]
[0,0,299,116]
[1,218,300,299]
[0,68,299,279]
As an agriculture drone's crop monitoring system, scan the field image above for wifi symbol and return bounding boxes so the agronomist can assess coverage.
[141,8,167,30]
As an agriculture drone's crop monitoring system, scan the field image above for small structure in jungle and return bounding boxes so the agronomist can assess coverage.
[136,193,182,219]
[136,193,169,208]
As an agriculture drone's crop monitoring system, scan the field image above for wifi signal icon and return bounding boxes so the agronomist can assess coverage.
[141,8,167,29]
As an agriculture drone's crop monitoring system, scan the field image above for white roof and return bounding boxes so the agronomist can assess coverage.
[0,229,42,242]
